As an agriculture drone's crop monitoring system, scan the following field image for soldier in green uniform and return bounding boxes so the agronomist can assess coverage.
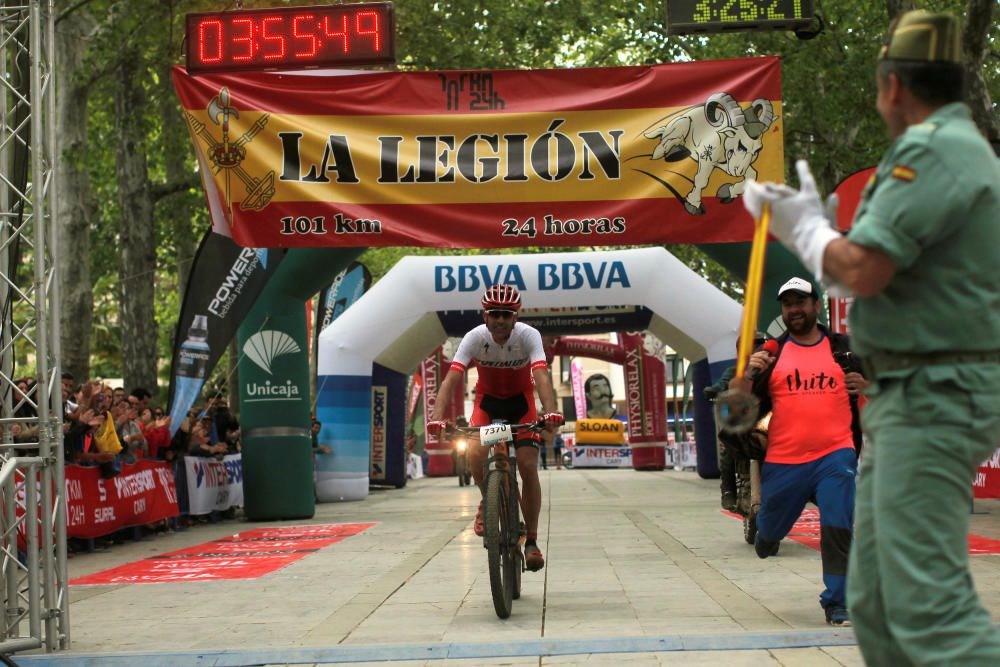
[743,10,1000,665]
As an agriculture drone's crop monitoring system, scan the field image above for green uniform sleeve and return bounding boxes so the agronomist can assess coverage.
[848,142,965,271]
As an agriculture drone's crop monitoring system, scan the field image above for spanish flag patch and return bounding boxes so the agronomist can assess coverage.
[891,165,917,182]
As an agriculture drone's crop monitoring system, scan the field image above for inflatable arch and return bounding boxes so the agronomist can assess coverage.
[316,247,741,502]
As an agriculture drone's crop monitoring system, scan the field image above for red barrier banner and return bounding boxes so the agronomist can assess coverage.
[974,448,1000,499]
[71,522,374,585]
[64,460,179,539]
[172,58,783,248]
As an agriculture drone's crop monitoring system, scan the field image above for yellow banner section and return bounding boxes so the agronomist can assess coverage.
[184,104,784,207]
[575,419,627,446]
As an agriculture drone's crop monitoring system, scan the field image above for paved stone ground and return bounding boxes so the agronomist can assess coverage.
[17,468,1000,666]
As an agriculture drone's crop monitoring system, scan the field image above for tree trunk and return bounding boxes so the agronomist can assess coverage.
[54,9,97,382]
[158,20,197,297]
[115,48,158,393]
[962,0,999,143]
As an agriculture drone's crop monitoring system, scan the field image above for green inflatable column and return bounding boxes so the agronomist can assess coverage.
[238,247,362,521]
[699,241,818,330]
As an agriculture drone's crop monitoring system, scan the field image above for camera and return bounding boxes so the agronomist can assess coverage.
[833,351,863,375]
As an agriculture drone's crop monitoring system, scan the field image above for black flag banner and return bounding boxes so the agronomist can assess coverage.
[167,230,287,433]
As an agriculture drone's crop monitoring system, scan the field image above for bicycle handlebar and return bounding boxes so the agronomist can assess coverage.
[445,419,548,437]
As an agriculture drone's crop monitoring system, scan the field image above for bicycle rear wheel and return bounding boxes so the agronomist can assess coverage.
[485,471,514,618]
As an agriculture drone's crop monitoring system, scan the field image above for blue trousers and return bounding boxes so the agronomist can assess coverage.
[757,447,857,609]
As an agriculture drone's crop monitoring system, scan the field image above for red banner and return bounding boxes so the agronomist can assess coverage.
[407,371,423,424]
[172,58,784,248]
[71,523,374,585]
[549,336,625,364]
[63,460,179,539]
[974,449,1000,499]
[619,333,667,470]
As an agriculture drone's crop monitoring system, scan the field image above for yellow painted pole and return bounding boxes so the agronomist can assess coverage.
[735,204,770,379]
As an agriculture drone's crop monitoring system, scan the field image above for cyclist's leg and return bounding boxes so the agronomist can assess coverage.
[516,443,541,535]
[511,389,542,551]
[468,394,492,491]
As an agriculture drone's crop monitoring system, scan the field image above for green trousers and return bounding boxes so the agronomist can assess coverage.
[848,365,1000,666]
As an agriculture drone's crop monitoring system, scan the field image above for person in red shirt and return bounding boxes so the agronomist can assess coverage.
[427,284,563,572]
[736,277,868,627]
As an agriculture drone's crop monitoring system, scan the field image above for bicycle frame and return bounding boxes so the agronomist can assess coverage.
[448,419,543,618]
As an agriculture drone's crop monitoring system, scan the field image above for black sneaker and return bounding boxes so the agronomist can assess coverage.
[754,534,780,559]
[721,490,738,511]
[825,606,851,627]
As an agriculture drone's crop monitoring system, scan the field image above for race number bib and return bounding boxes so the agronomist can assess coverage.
[479,423,513,446]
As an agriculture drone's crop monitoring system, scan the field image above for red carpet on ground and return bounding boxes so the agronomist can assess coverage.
[71,522,374,585]
[724,508,1000,554]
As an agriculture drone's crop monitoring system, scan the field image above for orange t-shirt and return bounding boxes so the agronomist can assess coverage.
[765,336,855,464]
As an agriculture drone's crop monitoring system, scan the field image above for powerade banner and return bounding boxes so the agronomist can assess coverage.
[167,230,286,435]
[172,58,783,248]
[312,261,371,358]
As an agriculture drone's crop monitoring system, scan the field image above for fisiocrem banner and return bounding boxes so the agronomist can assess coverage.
[172,58,783,248]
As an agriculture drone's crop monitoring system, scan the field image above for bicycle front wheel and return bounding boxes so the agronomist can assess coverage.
[485,471,514,618]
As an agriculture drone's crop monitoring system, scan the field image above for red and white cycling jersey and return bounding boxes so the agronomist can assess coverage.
[450,323,548,399]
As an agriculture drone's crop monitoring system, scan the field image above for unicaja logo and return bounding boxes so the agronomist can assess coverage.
[243,330,301,375]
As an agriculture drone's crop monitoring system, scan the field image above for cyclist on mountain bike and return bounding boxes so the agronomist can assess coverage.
[427,284,563,572]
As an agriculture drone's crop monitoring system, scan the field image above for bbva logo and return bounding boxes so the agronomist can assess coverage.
[243,330,301,375]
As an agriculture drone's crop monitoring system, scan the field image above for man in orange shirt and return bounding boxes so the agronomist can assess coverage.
[739,277,868,626]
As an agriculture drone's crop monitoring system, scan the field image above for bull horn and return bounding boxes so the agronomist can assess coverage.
[705,92,745,129]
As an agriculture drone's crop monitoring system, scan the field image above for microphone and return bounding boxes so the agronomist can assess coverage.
[746,339,780,381]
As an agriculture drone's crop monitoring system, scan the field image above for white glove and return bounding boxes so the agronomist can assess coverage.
[742,160,841,282]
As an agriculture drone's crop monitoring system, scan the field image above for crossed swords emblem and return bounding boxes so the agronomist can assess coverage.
[186,87,275,213]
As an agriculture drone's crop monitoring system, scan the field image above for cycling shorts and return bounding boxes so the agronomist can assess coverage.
[471,391,540,448]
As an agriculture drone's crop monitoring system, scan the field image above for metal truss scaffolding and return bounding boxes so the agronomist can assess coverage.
[0,0,67,654]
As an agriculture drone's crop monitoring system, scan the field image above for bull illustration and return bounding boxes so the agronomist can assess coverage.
[642,93,776,215]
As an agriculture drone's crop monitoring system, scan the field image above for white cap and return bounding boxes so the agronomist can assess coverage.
[777,277,818,299]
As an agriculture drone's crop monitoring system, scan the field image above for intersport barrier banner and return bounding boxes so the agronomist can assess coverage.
[185,453,244,515]
[172,58,783,248]
[63,461,178,539]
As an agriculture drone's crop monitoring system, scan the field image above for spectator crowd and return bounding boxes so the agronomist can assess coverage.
[37,373,245,549]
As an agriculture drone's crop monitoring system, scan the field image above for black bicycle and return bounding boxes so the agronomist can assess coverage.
[447,419,545,618]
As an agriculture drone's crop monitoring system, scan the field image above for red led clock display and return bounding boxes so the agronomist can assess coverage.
[185,2,395,74]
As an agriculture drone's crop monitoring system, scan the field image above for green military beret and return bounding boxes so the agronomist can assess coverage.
[880,10,961,64]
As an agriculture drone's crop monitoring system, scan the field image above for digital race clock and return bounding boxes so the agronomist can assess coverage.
[185,2,395,74]
[665,0,815,35]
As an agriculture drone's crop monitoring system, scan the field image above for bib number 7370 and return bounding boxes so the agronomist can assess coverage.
[479,424,513,446]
